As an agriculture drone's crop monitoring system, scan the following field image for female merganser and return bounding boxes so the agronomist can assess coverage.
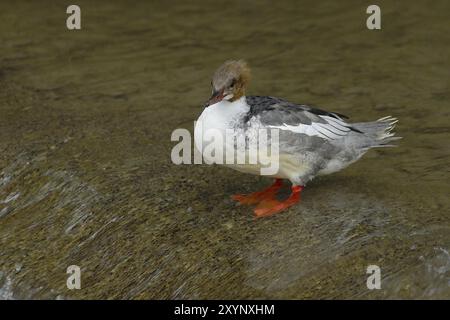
[194,60,400,218]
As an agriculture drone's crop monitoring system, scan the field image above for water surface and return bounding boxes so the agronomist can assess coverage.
[0,0,449,299]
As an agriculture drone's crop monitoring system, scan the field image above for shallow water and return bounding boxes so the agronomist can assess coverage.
[0,0,449,299]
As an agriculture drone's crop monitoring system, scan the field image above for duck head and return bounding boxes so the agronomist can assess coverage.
[204,60,251,107]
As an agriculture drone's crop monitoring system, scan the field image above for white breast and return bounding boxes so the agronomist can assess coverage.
[194,97,249,155]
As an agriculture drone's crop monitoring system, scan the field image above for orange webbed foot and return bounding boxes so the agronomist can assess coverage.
[254,185,303,218]
[231,179,283,205]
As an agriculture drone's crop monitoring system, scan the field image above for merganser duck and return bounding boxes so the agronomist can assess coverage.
[194,60,400,218]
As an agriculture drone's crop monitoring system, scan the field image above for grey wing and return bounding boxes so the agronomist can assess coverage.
[245,96,357,141]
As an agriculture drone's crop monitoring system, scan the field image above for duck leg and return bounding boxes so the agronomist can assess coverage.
[231,179,283,205]
[254,185,303,218]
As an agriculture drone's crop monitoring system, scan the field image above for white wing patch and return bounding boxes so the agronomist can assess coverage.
[268,115,352,140]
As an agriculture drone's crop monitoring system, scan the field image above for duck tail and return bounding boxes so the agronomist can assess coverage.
[352,116,402,148]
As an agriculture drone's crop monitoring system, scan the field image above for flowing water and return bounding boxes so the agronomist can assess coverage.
[0,0,449,299]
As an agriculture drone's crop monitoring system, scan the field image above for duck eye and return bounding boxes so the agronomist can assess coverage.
[230,79,237,88]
